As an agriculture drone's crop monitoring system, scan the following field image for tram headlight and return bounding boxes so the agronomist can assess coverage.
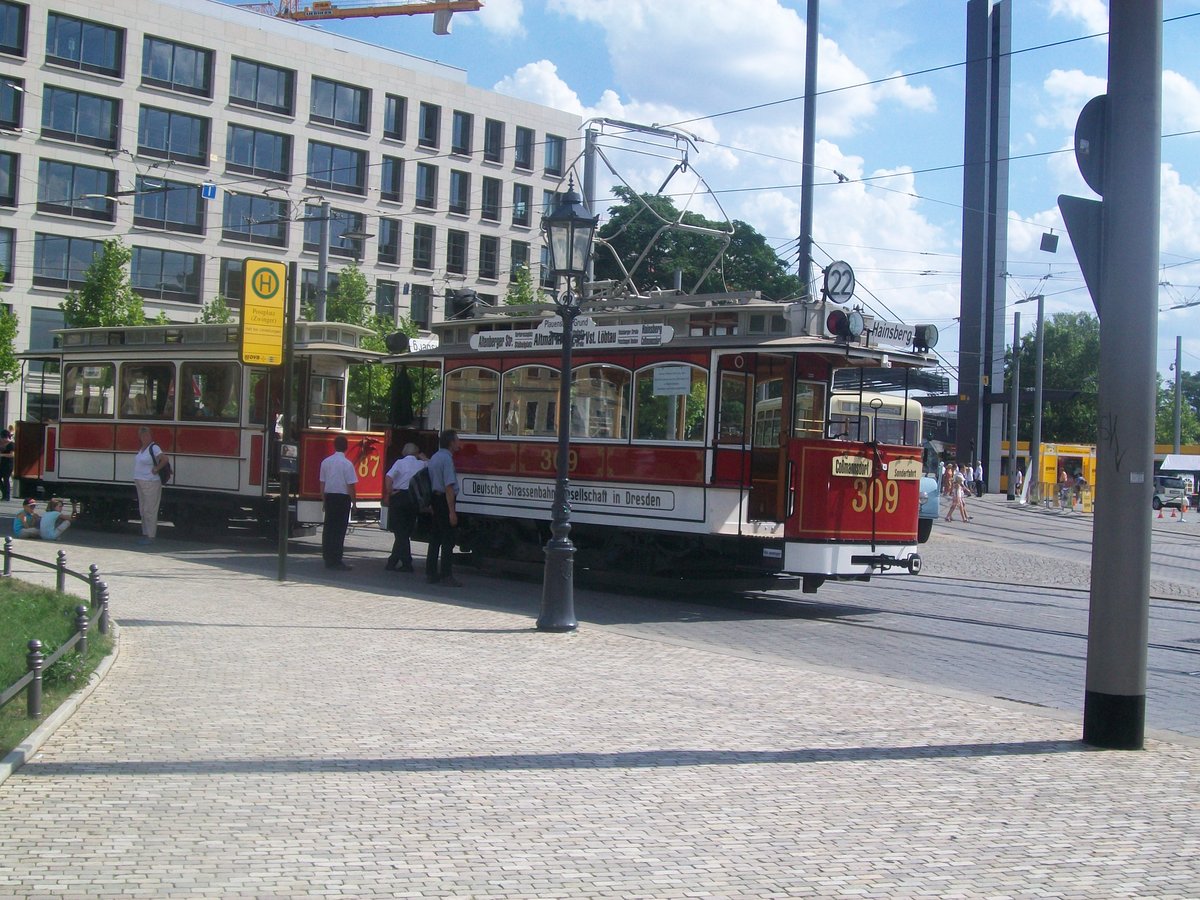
[913,324,939,352]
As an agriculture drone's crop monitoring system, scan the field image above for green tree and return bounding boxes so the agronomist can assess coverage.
[0,305,18,384]
[1005,311,1099,444]
[60,238,146,328]
[1156,374,1200,444]
[320,263,396,424]
[504,264,538,305]
[197,294,236,324]
[594,186,803,301]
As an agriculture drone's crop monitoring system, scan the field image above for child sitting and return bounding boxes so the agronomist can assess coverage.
[13,498,41,539]
[38,498,79,541]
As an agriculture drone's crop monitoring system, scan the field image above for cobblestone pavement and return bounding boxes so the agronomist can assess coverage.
[1,513,1198,898]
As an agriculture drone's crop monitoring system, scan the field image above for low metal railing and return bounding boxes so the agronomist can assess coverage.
[0,539,111,719]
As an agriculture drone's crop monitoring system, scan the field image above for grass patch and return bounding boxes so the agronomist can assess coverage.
[0,577,112,757]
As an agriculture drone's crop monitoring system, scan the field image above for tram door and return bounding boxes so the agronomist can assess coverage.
[748,354,794,521]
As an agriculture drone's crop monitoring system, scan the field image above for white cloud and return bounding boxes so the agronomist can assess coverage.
[1163,70,1200,133]
[1038,68,1106,130]
[493,60,585,114]
[475,0,525,36]
[1048,0,1109,36]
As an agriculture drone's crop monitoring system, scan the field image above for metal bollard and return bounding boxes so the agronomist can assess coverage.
[26,639,43,718]
[3,535,11,576]
[55,549,67,593]
[97,581,110,635]
[89,564,99,607]
[75,605,89,658]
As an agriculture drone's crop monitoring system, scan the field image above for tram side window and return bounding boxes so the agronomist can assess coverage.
[120,362,175,419]
[792,382,826,439]
[181,362,240,422]
[876,416,918,446]
[308,375,345,429]
[572,364,630,440]
[717,370,751,444]
[501,365,558,438]
[62,363,115,417]
[633,363,707,442]
[445,366,498,436]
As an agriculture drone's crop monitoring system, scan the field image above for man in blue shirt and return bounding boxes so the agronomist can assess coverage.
[425,429,462,587]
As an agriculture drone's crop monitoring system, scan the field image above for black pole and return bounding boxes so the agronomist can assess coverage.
[537,287,579,632]
[277,261,298,582]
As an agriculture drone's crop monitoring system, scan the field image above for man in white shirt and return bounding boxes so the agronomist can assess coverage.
[319,434,358,570]
[382,442,427,572]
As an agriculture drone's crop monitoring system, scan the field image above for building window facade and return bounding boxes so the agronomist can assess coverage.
[0,227,12,282]
[131,247,203,303]
[307,141,366,195]
[545,134,565,176]
[133,177,203,235]
[415,162,437,209]
[384,93,406,140]
[37,159,115,221]
[0,1,27,57]
[381,155,403,202]
[451,109,472,155]
[223,193,288,247]
[303,206,364,258]
[219,258,244,301]
[514,126,534,169]
[0,151,16,206]
[226,124,291,181]
[138,105,210,165]
[33,233,103,289]
[483,118,504,163]
[481,176,501,221]
[418,101,440,148]
[142,36,212,96]
[512,183,531,227]
[449,170,469,215]
[42,86,119,149]
[376,280,398,321]
[1,75,21,129]
[412,223,434,269]
[446,229,467,275]
[479,235,498,280]
[378,217,401,265]
[229,57,294,115]
[310,76,369,131]
[510,240,529,276]
[410,284,431,328]
[46,12,123,77]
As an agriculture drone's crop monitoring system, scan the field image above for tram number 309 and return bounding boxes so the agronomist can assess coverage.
[850,478,900,514]
[538,448,578,472]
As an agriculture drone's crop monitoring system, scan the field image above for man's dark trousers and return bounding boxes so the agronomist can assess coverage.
[425,492,455,581]
[323,493,352,566]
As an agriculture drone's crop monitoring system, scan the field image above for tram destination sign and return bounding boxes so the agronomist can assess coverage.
[868,320,915,349]
[241,258,288,366]
[469,317,674,352]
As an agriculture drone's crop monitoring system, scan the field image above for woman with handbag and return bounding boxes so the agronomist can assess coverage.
[133,426,170,545]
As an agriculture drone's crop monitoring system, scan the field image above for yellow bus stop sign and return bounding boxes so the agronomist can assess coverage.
[241,259,287,365]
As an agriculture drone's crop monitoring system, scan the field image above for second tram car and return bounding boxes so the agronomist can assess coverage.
[388,294,938,591]
[16,321,386,532]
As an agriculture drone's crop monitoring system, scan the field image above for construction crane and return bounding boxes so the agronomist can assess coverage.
[238,0,483,34]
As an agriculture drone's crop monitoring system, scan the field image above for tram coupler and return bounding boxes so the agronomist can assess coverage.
[851,553,922,575]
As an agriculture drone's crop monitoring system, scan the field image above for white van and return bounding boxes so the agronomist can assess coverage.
[1153,475,1187,510]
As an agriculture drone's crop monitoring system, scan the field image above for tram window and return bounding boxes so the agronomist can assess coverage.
[571,364,630,440]
[181,362,239,422]
[633,363,706,442]
[717,371,751,444]
[876,418,918,446]
[445,366,498,436]
[792,382,826,439]
[307,375,345,429]
[120,362,175,419]
[62,363,115,417]
[502,365,558,438]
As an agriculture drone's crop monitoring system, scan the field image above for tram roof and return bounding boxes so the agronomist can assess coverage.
[384,292,937,370]
[20,321,386,362]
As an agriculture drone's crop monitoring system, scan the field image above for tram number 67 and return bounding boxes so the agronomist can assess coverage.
[539,448,578,473]
[851,478,899,514]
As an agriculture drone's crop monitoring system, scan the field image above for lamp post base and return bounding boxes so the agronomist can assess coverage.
[537,537,577,632]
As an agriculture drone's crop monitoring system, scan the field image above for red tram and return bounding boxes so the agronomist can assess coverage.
[16,321,385,532]
[388,293,937,591]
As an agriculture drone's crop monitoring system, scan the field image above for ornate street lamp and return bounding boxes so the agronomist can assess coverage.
[537,179,598,632]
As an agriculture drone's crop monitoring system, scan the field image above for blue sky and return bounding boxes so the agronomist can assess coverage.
[223,0,1200,385]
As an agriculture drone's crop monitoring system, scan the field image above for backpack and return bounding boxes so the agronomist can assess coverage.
[408,466,433,513]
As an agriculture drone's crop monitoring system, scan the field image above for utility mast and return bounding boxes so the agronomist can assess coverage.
[238,0,483,33]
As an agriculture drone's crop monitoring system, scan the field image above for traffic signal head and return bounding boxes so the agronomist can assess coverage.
[913,324,939,352]
[826,309,865,340]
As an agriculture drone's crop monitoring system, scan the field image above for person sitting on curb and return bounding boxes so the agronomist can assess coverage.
[13,498,41,539]
[39,497,79,541]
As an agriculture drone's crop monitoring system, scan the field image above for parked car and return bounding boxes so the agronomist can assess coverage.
[1152,474,1187,510]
